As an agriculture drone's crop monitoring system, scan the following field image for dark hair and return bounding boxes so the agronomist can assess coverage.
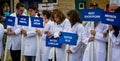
[112,26,119,37]
[42,10,51,19]
[106,4,109,8]
[28,4,37,11]
[51,9,65,24]
[90,3,99,9]
[113,7,120,37]
[67,10,82,27]
[16,2,25,9]
[115,7,120,13]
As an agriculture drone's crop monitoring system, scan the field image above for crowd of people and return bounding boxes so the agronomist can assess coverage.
[0,2,120,61]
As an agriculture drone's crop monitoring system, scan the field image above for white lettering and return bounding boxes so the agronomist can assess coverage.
[88,12,95,15]
[84,15,100,18]
[50,39,57,42]
[106,18,114,22]
[48,43,59,45]
[20,18,26,21]
[105,14,116,18]
[19,21,27,24]
[64,36,72,39]
[8,19,12,22]
[65,39,70,42]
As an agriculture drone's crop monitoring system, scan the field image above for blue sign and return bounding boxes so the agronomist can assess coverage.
[102,11,120,26]
[81,9,103,21]
[46,36,62,48]
[59,32,78,45]
[18,15,29,26]
[5,16,15,26]
[31,17,43,28]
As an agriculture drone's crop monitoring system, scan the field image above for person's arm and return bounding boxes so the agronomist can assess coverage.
[0,24,4,40]
[70,25,84,53]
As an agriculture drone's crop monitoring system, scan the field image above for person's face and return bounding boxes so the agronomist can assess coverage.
[54,14,60,23]
[28,9,36,16]
[16,7,24,15]
[40,13,46,20]
[109,4,117,12]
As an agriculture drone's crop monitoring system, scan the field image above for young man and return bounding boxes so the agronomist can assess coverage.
[7,2,26,61]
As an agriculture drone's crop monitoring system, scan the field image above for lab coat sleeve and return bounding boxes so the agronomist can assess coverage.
[82,25,89,45]
[95,32,107,42]
[63,19,71,32]
[54,19,71,38]
[95,25,108,42]
[26,29,36,37]
[0,24,4,40]
[110,31,120,46]
[14,28,21,35]
[70,25,84,53]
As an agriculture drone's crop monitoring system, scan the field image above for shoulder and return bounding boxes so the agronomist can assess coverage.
[64,18,69,22]
[63,18,70,24]
[0,23,4,29]
[10,13,16,16]
[77,23,84,29]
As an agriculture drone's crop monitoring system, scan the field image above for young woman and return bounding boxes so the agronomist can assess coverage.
[21,5,38,61]
[50,9,71,61]
[35,10,54,61]
[66,10,84,61]
[108,25,120,61]
[109,7,120,61]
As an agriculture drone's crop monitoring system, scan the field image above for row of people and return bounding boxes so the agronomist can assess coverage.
[0,2,119,61]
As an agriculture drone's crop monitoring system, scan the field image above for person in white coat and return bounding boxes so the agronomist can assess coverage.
[108,25,120,61]
[0,23,4,61]
[82,21,108,61]
[50,9,71,61]
[21,5,38,61]
[7,2,25,61]
[35,10,53,61]
[66,10,84,61]
[108,7,120,61]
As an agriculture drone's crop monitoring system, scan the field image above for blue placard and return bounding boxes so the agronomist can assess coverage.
[59,32,78,45]
[5,16,15,26]
[31,17,43,28]
[46,36,62,48]
[81,9,103,21]
[18,15,29,26]
[102,11,120,26]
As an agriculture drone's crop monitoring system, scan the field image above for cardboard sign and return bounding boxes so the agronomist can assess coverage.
[81,9,103,21]
[46,36,62,48]
[18,15,29,26]
[102,11,120,26]
[5,16,15,26]
[59,32,78,45]
[31,17,43,28]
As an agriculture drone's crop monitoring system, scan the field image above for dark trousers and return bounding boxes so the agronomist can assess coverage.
[10,50,21,61]
[25,56,36,61]
[48,51,56,61]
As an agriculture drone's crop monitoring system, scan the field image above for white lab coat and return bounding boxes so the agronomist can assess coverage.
[68,23,84,61]
[7,13,26,50]
[35,20,54,61]
[109,30,120,61]
[82,22,108,61]
[0,23,4,58]
[23,15,38,56]
[53,18,71,61]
